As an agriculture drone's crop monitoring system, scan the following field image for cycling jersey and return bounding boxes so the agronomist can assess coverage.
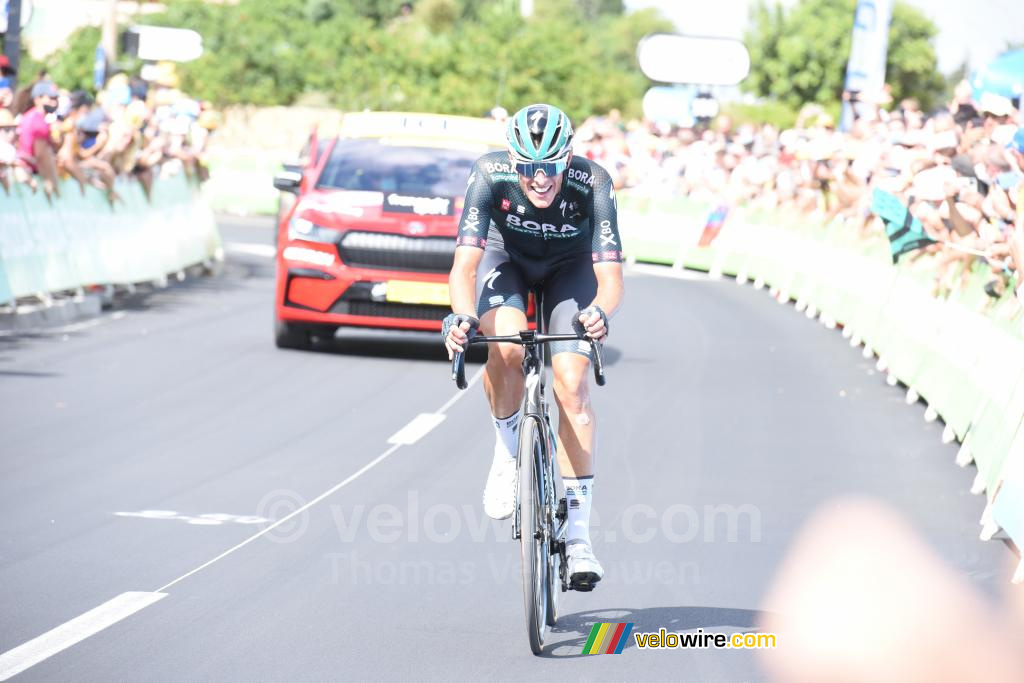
[456,151,623,264]
[456,152,622,357]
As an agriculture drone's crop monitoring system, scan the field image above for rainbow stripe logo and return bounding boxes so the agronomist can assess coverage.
[581,622,634,655]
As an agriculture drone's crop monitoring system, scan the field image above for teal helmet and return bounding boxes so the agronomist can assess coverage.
[506,104,574,175]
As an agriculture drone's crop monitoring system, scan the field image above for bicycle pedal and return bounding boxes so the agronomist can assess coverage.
[570,573,600,592]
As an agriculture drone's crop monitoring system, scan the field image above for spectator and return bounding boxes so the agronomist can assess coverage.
[0,54,15,110]
[572,81,1022,304]
[0,107,19,193]
[17,80,61,200]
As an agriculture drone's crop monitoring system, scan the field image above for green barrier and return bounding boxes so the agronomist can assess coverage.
[0,173,222,302]
[620,191,1024,576]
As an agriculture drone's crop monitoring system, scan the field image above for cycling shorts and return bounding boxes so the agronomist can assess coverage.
[475,246,596,358]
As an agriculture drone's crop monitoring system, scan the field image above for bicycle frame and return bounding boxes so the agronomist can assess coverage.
[448,295,607,652]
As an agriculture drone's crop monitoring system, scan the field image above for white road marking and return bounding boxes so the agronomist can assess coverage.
[225,242,276,258]
[114,511,270,526]
[388,413,447,445]
[0,592,167,681]
[0,365,487,678]
[154,365,485,594]
[625,262,709,281]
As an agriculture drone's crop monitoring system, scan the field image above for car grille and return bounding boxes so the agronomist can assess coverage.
[328,300,450,321]
[338,231,455,273]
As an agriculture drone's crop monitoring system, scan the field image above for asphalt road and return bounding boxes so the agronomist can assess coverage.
[0,216,1015,681]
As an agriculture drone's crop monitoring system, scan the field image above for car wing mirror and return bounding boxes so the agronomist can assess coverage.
[273,170,302,194]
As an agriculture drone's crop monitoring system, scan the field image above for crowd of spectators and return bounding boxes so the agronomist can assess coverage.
[0,57,218,205]
[574,85,1024,302]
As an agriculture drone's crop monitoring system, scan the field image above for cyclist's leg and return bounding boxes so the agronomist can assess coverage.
[544,255,598,479]
[476,247,530,417]
[544,256,603,584]
[476,248,530,520]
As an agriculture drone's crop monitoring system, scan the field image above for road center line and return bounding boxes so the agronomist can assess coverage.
[0,592,167,681]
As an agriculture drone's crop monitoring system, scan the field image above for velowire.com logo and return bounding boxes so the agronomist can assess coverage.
[581,623,634,655]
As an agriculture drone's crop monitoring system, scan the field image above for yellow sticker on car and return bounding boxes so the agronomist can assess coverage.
[386,281,450,306]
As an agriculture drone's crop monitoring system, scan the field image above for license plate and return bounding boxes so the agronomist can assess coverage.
[385,280,450,306]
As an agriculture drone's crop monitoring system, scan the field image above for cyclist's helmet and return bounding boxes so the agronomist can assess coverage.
[506,104,574,175]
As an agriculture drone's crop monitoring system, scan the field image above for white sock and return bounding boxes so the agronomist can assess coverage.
[564,476,594,546]
[492,409,520,462]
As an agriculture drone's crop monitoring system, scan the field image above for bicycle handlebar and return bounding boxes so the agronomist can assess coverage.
[451,331,606,390]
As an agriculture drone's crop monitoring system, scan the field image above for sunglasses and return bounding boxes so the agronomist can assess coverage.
[514,158,569,178]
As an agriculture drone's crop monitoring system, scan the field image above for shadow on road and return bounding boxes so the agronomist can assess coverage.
[542,605,772,657]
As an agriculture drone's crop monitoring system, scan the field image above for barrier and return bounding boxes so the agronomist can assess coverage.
[619,193,1024,581]
[0,173,222,304]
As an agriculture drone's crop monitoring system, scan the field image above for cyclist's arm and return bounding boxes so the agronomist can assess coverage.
[449,159,493,316]
[588,164,625,319]
[449,246,483,316]
[591,262,624,319]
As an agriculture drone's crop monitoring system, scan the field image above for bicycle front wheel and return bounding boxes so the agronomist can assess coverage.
[518,416,547,655]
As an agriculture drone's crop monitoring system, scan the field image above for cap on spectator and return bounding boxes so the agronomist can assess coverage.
[76,107,109,134]
[927,130,959,152]
[0,108,16,128]
[198,109,220,131]
[0,55,13,73]
[991,124,1017,147]
[1006,127,1024,154]
[912,165,957,202]
[978,92,1014,117]
[951,154,977,177]
[31,80,58,99]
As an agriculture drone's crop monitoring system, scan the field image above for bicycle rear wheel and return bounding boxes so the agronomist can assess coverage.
[518,416,547,655]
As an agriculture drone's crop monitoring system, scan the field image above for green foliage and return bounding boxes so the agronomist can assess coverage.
[722,100,800,130]
[745,0,943,111]
[41,0,670,119]
[885,2,943,109]
[29,26,103,92]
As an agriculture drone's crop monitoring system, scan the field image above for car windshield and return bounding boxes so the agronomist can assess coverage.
[316,139,482,196]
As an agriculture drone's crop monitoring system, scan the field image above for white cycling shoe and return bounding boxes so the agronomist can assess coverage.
[567,540,604,591]
[483,456,517,520]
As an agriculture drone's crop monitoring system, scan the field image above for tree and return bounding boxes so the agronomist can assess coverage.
[744,0,943,111]
[42,0,673,119]
[45,26,103,93]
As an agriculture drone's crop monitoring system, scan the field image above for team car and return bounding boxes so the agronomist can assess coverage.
[271,112,505,349]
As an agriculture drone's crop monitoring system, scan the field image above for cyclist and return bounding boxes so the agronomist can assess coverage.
[442,104,624,589]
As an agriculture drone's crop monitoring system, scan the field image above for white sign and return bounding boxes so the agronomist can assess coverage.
[637,34,750,86]
[642,86,695,126]
[129,25,204,62]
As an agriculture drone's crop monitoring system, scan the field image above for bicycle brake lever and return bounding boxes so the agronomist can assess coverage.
[452,350,468,389]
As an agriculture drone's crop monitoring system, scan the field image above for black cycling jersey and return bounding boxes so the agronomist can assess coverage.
[455,151,623,265]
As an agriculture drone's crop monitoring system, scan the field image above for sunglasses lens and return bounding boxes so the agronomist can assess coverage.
[515,159,567,177]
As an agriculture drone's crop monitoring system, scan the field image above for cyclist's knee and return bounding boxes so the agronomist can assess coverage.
[488,341,525,370]
[552,354,591,411]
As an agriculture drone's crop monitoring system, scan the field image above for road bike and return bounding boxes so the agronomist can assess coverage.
[451,293,606,655]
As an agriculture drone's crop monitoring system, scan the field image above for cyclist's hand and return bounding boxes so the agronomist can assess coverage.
[576,305,609,342]
[442,313,479,360]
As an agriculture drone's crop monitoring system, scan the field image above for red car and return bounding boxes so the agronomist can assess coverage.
[272,112,504,349]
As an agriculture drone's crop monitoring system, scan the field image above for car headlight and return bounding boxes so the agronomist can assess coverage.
[288,217,342,243]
